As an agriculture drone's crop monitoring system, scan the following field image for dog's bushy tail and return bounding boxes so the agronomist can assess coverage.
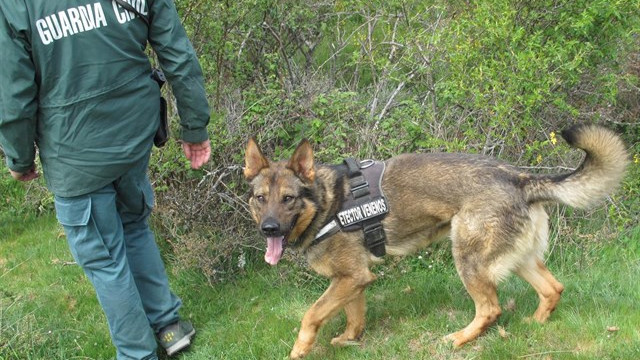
[525,124,629,208]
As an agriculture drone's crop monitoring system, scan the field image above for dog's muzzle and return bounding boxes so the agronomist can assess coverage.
[261,217,283,237]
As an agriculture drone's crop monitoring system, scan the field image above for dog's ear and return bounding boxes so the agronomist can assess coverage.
[244,137,270,180]
[288,139,315,183]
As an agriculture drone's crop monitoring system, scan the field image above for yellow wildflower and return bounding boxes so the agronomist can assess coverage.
[536,154,542,164]
[550,131,557,145]
[634,153,639,164]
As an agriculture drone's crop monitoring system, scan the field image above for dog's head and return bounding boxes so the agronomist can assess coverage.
[244,138,318,266]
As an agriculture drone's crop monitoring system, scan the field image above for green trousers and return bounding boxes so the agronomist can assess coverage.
[54,154,181,360]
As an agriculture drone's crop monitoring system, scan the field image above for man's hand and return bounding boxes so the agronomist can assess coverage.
[9,166,39,182]
[181,140,211,169]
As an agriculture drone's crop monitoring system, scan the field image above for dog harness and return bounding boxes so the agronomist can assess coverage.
[314,158,389,256]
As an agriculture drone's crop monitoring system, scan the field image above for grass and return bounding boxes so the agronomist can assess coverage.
[1,214,639,360]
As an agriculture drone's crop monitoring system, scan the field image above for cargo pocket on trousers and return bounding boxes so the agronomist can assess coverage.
[55,195,91,226]
[54,195,109,271]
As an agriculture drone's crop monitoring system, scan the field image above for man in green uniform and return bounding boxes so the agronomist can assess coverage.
[0,1,210,359]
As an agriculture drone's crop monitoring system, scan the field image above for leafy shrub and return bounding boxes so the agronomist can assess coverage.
[3,0,638,283]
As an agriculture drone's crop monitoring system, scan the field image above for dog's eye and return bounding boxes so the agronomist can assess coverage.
[283,195,294,203]
[255,195,266,203]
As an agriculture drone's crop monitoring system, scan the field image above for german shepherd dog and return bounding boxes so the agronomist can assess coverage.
[243,124,628,359]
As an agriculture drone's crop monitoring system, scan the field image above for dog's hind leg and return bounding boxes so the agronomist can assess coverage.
[290,270,375,359]
[331,290,367,346]
[445,215,503,347]
[516,259,564,323]
[516,206,564,323]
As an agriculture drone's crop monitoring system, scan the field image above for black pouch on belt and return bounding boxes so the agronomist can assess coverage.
[151,68,169,148]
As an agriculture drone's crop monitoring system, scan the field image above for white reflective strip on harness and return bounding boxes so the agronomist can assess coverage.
[315,219,339,240]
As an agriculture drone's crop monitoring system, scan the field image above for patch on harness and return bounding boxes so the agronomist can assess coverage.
[312,158,389,257]
[337,197,389,227]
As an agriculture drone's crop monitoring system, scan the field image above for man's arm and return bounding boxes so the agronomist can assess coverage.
[147,0,211,145]
[0,4,39,178]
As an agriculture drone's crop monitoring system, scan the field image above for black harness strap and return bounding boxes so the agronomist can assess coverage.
[344,158,370,198]
[363,223,386,256]
[344,158,387,256]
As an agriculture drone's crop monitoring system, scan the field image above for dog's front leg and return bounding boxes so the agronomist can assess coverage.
[290,276,366,359]
[330,290,366,346]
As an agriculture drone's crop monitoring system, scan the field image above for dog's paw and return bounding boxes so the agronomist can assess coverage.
[442,333,454,345]
[330,335,361,347]
[442,331,467,348]
[289,350,306,359]
[523,314,548,324]
[289,342,312,359]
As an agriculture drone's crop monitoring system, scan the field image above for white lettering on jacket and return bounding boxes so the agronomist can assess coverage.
[35,1,147,46]
[113,0,148,24]
[36,3,107,45]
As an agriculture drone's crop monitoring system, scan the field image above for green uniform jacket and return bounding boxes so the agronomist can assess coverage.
[0,0,210,197]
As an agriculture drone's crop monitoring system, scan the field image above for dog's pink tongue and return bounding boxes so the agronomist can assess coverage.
[265,236,284,266]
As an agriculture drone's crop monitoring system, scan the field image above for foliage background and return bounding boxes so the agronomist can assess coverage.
[2,0,639,282]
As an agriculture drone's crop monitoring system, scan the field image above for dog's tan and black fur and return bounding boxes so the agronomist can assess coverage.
[243,124,629,359]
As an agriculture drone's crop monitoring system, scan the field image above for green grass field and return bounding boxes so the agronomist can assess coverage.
[1,214,639,360]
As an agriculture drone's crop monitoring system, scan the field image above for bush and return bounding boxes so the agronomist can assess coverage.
[3,0,639,284]
[150,0,640,282]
